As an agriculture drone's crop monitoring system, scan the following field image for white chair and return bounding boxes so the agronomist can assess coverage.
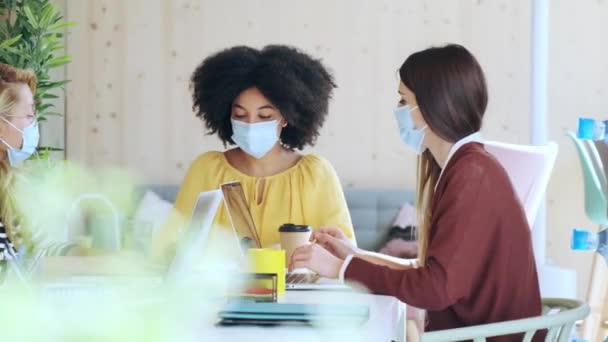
[422,298,589,342]
[484,141,577,301]
[483,141,558,228]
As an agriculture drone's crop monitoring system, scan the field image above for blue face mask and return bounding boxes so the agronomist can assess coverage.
[1,117,40,166]
[231,119,279,159]
[393,105,427,155]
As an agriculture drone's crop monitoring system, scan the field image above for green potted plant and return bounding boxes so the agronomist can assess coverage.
[0,0,75,158]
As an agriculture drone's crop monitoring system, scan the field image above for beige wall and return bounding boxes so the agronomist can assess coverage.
[63,0,608,299]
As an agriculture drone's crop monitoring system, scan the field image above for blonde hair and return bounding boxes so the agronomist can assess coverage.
[0,63,37,249]
[415,150,441,265]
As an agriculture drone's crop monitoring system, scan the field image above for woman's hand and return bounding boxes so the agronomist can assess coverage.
[311,226,348,241]
[289,243,344,279]
[311,227,361,259]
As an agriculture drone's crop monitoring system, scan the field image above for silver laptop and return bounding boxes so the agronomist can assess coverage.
[219,181,349,291]
[33,190,223,294]
[165,190,223,279]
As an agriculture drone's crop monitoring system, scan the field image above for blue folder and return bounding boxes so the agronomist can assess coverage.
[218,302,370,326]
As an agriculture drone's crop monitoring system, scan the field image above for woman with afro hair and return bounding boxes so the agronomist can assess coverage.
[153,45,355,262]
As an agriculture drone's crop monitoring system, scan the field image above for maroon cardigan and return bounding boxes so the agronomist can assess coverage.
[345,143,543,341]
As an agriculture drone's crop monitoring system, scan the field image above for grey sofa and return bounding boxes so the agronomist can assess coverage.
[140,185,414,251]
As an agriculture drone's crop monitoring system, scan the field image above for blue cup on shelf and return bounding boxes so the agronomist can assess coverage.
[577,117,606,140]
[571,229,594,250]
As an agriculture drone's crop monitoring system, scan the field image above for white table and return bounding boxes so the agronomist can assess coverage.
[39,283,406,341]
[32,258,407,341]
[201,290,406,342]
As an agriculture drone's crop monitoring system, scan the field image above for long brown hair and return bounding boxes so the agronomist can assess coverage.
[399,45,488,264]
[0,63,37,249]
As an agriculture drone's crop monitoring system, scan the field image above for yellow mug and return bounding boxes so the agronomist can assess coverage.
[247,248,285,295]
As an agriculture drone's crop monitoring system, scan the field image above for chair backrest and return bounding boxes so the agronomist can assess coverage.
[566,132,608,225]
[585,140,608,193]
[421,298,590,342]
[484,141,558,228]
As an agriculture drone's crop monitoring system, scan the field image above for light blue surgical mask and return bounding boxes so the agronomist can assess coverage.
[394,105,427,155]
[0,117,40,166]
[231,119,279,159]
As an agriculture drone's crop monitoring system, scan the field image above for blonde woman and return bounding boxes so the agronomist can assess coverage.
[0,63,78,280]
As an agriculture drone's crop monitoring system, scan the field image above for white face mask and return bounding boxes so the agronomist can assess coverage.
[0,117,40,166]
[393,105,427,155]
[230,119,279,159]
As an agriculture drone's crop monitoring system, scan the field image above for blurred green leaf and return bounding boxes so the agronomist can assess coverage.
[41,93,59,99]
[36,146,64,152]
[47,21,76,32]
[36,103,54,111]
[46,54,70,68]
[39,111,63,117]
[38,4,55,28]
[39,80,70,88]
[0,34,22,49]
[23,6,38,30]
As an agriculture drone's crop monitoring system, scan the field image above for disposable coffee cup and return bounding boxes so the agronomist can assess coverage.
[278,224,312,264]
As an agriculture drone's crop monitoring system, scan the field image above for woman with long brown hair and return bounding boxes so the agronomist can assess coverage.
[290,44,542,339]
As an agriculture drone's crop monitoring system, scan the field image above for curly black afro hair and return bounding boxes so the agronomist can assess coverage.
[190,45,336,150]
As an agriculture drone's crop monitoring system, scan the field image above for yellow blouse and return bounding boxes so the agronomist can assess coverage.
[152,151,354,261]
